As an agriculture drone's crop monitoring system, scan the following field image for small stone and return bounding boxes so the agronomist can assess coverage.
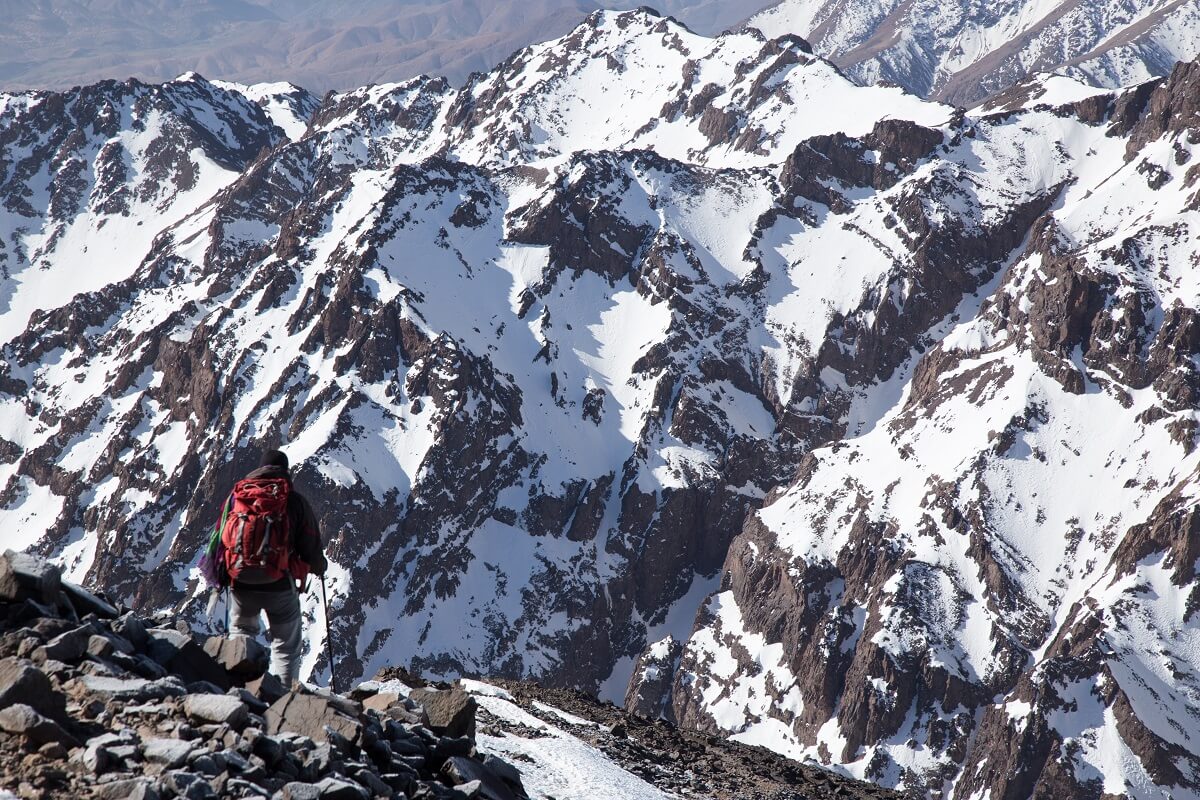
[221,748,250,773]
[314,776,369,799]
[432,735,474,761]
[60,580,119,619]
[454,780,483,798]
[142,736,197,768]
[183,693,249,728]
[92,778,161,800]
[37,741,68,760]
[362,692,404,714]
[252,733,286,767]
[130,654,169,679]
[162,770,217,800]
[225,778,267,796]
[87,635,114,659]
[349,766,391,797]
[189,754,221,776]
[108,743,140,761]
[282,782,322,800]
[608,721,627,738]
[80,743,110,774]
[227,686,269,714]
[186,680,226,695]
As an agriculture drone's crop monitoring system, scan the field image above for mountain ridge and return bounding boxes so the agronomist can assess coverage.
[1,7,1199,798]
[747,0,1200,105]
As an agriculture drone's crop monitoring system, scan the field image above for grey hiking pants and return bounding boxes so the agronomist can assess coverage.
[230,583,302,688]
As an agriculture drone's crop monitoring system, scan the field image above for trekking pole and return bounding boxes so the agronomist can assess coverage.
[320,576,338,694]
[224,587,230,636]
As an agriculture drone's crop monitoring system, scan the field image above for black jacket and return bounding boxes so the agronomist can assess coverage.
[231,465,328,590]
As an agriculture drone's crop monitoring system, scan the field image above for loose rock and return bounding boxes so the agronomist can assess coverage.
[183,694,249,728]
[203,635,268,681]
[0,703,77,746]
[409,686,476,740]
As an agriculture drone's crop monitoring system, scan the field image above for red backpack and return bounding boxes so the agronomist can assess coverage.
[220,478,294,583]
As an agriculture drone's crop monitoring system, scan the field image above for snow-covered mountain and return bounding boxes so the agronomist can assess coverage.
[2,7,1200,799]
[747,0,1200,104]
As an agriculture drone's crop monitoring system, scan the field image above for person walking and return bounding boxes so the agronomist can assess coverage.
[214,448,327,688]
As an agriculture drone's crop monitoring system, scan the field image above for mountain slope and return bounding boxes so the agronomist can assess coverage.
[0,8,1198,800]
[664,64,1200,798]
[747,0,1200,104]
[0,9,951,697]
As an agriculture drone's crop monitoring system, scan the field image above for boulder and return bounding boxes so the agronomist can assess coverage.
[111,612,149,650]
[0,703,78,746]
[266,688,362,745]
[60,580,119,619]
[145,628,230,690]
[70,674,186,702]
[441,756,520,800]
[362,691,405,714]
[0,657,66,720]
[481,755,524,789]
[0,550,62,606]
[204,634,268,681]
[314,776,369,799]
[34,625,92,663]
[183,693,249,728]
[162,769,217,800]
[92,778,161,800]
[410,685,477,740]
[79,742,110,774]
[245,671,286,704]
[282,782,322,800]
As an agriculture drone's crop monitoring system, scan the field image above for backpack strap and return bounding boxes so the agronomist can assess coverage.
[211,492,234,547]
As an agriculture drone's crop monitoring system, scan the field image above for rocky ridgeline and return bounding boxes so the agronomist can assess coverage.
[467,679,903,800]
[0,548,901,800]
[0,549,527,800]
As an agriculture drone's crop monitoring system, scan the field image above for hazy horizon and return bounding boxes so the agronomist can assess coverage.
[0,0,779,93]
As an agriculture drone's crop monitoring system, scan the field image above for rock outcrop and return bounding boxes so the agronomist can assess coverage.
[0,550,888,800]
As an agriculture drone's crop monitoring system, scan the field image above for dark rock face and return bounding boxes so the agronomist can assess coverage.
[624,636,682,721]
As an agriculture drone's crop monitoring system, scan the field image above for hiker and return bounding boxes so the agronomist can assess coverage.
[213,449,328,688]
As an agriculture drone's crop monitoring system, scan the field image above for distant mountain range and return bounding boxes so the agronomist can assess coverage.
[748,0,1200,104]
[0,0,777,92]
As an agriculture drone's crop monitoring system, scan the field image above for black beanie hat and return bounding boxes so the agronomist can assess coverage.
[261,449,289,470]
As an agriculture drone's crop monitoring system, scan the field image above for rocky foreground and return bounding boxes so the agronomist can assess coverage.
[0,549,894,800]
